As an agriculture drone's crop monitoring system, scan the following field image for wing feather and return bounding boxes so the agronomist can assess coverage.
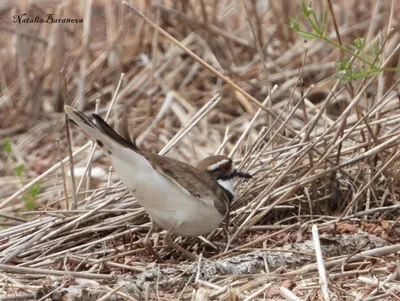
[142,151,232,216]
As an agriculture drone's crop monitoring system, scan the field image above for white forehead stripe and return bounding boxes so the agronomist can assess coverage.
[207,159,232,171]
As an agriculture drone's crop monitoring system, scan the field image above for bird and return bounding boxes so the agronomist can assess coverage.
[64,105,252,260]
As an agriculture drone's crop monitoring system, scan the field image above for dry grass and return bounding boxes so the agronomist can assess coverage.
[1,0,400,300]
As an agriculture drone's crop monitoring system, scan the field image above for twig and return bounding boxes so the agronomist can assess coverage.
[312,225,331,301]
[280,287,303,301]
[57,139,69,209]
[0,264,115,280]
[97,284,125,301]
[64,113,78,209]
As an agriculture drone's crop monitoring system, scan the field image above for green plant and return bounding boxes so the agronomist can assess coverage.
[289,0,399,83]
[22,183,40,211]
[3,138,40,211]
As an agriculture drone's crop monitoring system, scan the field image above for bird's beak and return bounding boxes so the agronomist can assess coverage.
[232,169,252,179]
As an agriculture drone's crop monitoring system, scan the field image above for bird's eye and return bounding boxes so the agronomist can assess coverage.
[221,163,232,171]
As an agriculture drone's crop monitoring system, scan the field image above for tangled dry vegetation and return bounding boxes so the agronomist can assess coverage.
[1,0,400,300]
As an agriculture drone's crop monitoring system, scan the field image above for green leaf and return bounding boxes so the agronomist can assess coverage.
[29,184,40,198]
[298,31,318,40]
[354,37,365,51]
[311,11,321,34]
[369,41,380,56]
[337,59,351,71]
[23,198,36,211]
[352,68,376,80]
[289,16,300,31]
[321,10,328,35]
[302,0,313,17]
[3,138,12,156]
[14,164,25,178]
[22,184,40,211]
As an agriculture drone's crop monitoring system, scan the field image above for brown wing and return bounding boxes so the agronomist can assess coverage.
[141,151,232,217]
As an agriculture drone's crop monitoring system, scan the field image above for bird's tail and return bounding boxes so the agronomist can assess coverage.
[64,105,138,156]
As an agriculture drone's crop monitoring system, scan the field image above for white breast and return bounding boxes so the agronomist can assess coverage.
[108,151,224,237]
[217,178,235,194]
